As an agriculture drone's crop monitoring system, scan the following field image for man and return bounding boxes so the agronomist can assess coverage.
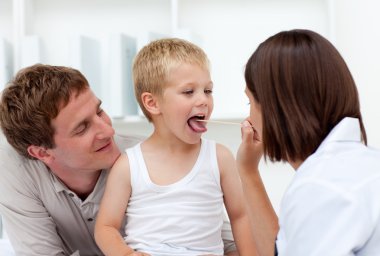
[0,64,236,256]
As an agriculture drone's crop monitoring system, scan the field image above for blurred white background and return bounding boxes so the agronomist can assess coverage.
[1,0,380,253]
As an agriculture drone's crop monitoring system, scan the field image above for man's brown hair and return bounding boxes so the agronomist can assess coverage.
[0,64,89,159]
[245,29,367,162]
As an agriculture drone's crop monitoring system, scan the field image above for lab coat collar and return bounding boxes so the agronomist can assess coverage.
[319,117,361,147]
[297,117,362,172]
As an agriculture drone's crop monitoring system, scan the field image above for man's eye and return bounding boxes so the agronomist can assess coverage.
[75,125,87,135]
[205,89,213,94]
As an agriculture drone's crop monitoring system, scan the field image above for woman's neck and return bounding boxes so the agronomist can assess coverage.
[289,159,303,171]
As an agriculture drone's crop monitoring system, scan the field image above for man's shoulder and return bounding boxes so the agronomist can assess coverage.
[0,131,26,165]
[114,134,145,151]
[0,131,47,182]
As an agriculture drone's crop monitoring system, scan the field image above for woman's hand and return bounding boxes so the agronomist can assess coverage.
[236,119,263,174]
[236,119,279,256]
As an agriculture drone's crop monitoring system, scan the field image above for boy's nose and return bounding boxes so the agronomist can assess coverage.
[196,93,209,106]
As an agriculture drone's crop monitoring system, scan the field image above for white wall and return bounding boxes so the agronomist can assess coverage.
[179,0,330,118]
[0,0,12,41]
[0,0,13,91]
[1,0,330,118]
[332,0,380,148]
[31,0,172,65]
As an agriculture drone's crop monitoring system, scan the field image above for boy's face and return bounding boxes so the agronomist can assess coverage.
[158,63,214,144]
[46,88,120,174]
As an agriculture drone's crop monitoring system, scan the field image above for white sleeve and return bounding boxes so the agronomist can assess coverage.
[276,181,372,256]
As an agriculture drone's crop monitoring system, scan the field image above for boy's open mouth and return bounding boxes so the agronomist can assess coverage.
[187,115,207,133]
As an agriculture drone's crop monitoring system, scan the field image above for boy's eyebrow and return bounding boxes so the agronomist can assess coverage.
[180,81,213,87]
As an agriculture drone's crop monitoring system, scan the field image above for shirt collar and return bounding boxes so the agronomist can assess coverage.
[50,169,108,203]
[51,172,67,193]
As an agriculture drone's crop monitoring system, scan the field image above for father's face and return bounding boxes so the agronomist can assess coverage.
[46,88,120,173]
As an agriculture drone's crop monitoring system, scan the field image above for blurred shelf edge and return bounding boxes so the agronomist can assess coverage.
[111,115,246,146]
[112,115,247,126]
[112,115,247,121]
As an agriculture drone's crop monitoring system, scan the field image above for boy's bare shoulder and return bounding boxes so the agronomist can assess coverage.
[216,143,234,156]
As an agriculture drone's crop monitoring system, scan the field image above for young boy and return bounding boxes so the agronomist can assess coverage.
[95,38,257,256]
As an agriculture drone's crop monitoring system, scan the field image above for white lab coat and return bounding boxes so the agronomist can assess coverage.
[276,117,380,256]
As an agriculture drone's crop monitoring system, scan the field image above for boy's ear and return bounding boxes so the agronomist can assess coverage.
[141,92,161,116]
[27,145,54,164]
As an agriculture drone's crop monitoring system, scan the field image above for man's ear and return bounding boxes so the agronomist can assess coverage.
[141,92,161,116]
[27,145,54,164]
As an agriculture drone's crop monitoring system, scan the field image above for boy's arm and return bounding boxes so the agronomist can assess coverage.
[217,144,258,256]
[221,213,238,255]
[95,154,145,256]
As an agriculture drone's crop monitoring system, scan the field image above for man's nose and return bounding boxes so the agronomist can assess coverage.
[95,117,115,139]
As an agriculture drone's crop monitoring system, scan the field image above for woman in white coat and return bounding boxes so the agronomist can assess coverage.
[237,29,380,256]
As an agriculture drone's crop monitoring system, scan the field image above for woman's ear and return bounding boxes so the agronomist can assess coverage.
[27,145,54,164]
[141,92,161,116]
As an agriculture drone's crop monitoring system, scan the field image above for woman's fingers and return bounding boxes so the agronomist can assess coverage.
[237,119,263,171]
[241,120,255,143]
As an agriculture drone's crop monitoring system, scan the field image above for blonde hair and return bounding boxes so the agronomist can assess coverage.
[133,38,210,121]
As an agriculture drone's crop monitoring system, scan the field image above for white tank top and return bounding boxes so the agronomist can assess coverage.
[124,138,224,256]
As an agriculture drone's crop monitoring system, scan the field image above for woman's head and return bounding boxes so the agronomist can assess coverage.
[244,29,366,163]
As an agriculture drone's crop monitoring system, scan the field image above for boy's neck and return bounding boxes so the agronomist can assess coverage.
[141,134,202,186]
[147,131,201,151]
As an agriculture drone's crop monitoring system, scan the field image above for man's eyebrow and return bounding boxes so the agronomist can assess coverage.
[70,99,102,135]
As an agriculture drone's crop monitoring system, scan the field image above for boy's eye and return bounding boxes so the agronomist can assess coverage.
[183,90,193,95]
[205,89,213,94]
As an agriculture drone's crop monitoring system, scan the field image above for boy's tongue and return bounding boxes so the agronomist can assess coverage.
[188,117,207,133]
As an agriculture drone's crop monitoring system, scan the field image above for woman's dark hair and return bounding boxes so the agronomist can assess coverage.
[245,29,366,162]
